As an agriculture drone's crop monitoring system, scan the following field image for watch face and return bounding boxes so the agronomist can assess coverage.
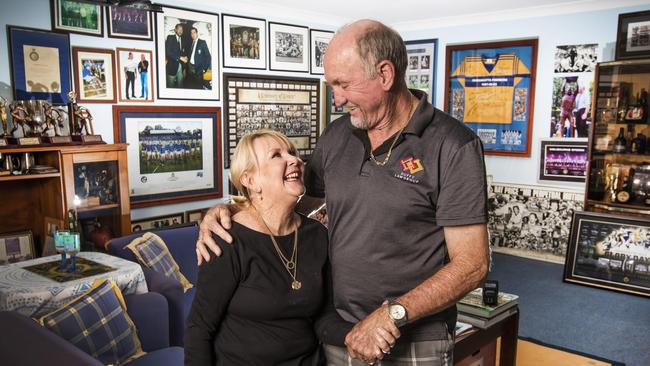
[389,304,406,320]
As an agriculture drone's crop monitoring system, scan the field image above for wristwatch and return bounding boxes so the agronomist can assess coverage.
[387,299,408,327]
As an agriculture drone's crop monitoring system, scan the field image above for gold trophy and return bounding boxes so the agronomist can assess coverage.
[68,91,103,144]
[0,96,8,146]
[42,101,72,144]
[8,100,41,146]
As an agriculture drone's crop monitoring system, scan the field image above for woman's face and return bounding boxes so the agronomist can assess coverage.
[250,136,305,204]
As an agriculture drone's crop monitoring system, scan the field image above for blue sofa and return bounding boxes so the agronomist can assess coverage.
[107,223,199,346]
[0,292,183,365]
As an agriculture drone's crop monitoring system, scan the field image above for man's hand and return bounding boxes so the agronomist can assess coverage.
[196,204,234,265]
[344,304,400,364]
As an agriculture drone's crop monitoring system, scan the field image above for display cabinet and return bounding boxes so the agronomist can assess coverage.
[586,59,650,215]
[0,144,130,255]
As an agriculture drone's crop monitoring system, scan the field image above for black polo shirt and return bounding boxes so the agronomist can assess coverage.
[305,90,488,341]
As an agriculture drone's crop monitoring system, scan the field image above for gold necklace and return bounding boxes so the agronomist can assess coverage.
[369,100,417,166]
[257,211,301,290]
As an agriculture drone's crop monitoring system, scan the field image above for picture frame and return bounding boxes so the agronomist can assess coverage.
[309,29,334,75]
[223,73,320,168]
[185,207,210,224]
[564,211,650,297]
[113,105,222,208]
[155,6,220,101]
[8,26,72,104]
[405,38,438,104]
[322,83,349,129]
[539,138,588,183]
[51,0,103,37]
[221,14,266,70]
[116,48,154,103]
[0,230,35,265]
[72,47,117,104]
[445,39,538,157]
[42,216,65,256]
[107,5,153,41]
[269,22,309,73]
[615,10,650,60]
[131,213,184,232]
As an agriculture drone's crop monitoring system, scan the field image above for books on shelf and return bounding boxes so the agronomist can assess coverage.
[457,288,519,318]
[457,306,518,330]
[454,321,474,336]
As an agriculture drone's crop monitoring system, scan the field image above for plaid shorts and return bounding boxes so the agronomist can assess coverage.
[323,337,454,366]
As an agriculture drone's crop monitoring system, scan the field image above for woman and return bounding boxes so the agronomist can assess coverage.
[185,130,386,365]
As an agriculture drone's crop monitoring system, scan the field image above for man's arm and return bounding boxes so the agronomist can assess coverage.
[196,204,240,264]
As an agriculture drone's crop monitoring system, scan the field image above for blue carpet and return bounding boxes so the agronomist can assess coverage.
[488,253,649,366]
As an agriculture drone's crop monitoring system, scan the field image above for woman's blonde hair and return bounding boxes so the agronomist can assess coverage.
[230,129,298,207]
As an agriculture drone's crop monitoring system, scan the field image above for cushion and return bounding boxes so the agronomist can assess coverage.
[38,279,144,365]
[126,232,193,292]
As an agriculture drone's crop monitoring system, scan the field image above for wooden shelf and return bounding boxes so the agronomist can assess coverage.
[76,203,120,213]
[587,199,650,214]
[0,172,60,181]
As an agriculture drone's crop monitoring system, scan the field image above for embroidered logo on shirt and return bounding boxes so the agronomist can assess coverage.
[400,156,424,174]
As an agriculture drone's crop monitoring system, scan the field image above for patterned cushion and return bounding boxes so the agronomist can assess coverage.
[38,279,144,365]
[126,232,193,292]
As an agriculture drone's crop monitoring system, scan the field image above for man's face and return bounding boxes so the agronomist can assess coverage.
[128,53,133,60]
[175,25,183,36]
[191,29,198,40]
[141,54,145,61]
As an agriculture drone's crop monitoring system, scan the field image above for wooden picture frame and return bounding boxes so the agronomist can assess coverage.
[405,38,438,105]
[539,138,588,183]
[116,48,154,103]
[0,230,35,264]
[615,10,650,60]
[269,22,309,73]
[221,14,266,70]
[309,29,334,75]
[113,105,222,208]
[445,39,538,157]
[131,213,184,232]
[564,211,650,297]
[72,47,117,104]
[51,0,103,37]
[107,5,153,41]
[185,208,210,224]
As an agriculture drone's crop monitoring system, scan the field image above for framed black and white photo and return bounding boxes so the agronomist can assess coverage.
[116,48,154,103]
[616,10,650,60]
[155,6,219,100]
[223,73,320,167]
[564,211,650,297]
[405,38,438,104]
[0,231,35,264]
[222,14,266,70]
[107,5,153,41]
[309,29,334,75]
[554,44,597,73]
[131,213,185,232]
[269,22,309,72]
[72,47,117,104]
[51,0,103,37]
[539,139,588,183]
[113,105,222,207]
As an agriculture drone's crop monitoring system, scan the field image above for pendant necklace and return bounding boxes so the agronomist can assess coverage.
[257,210,301,290]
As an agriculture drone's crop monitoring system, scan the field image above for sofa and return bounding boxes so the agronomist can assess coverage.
[0,292,183,366]
[107,223,199,346]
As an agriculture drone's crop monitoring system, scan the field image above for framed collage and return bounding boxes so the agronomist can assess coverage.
[539,139,588,183]
[223,73,320,168]
[71,47,117,104]
[112,105,222,207]
[405,39,437,104]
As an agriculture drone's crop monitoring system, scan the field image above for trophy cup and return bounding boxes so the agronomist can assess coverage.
[41,101,72,144]
[68,92,103,144]
[0,96,8,146]
[8,100,41,146]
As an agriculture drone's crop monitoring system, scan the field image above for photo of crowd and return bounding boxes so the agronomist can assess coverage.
[138,124,203,175]
[554,44,597,73]
[235,104,312,138]
[275,31,304,63]
[229,24,260,59]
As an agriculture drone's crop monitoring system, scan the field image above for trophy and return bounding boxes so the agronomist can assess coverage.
[41,101,73,144]
[68,91,103,144]
[0,96,8,146]
[7,100,41,146]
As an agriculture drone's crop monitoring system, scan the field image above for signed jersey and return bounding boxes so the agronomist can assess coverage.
[451,53,530,124]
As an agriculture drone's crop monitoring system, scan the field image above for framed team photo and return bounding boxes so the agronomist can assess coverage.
[222,14,266,69]
[269,22,309,72]
[405,39,438,104]
[616,10,650,60]
[116,48,154,103]
[445,39,538,157]
[309,29,334,75]
[539,138,588,183]
[155,6,219,100]
[107,5,153,41]
[51,0,103,37]
[72,47,117,104]
[112,105,222,208]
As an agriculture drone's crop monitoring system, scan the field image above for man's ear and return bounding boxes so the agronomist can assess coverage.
[375,60,396,91]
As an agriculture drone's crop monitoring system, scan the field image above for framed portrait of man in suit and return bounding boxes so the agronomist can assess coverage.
[155,6,219,101]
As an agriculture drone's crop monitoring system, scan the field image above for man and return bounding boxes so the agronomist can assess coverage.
[574,85,589,138]
[165,23,187,88]
[123,52,137,99]
[186,27,211,89]
[137,53,149,99]
[196,19,489,365]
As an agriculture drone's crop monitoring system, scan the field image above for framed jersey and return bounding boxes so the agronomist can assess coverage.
[445,39,538,157]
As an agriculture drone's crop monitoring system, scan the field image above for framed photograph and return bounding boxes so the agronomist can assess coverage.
[8,26,72,104]
[51,0,103,37]
[222,14,266,69]
[554,44,597,73]
[549,74,594,138]
[616,10,650,60]
[322,83,349,129]
[42,216,65,256]
[185,208,210,224]
[107,5,153,40]
[72,47,117,104]
[564,211,650,297]
[0,231,35,265]
[113,105,222,207]
[445,39,538,157]
[539,139,588,183]
[269,22,309,72]
[116,48,154,103]
[223,73,320,168]
[309,29,334,75]
[405,39,438,104]
[155,6,220,100]
[131,213,184,232]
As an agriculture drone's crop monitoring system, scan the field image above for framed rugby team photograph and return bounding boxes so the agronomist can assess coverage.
[222,14,266,69]
[107,5,153,41]
[405,38,438,104]
[269,22,309,72]
[615,10,650,60]
[309,29,334,75]
[564,211,650,297]
[51,0,103,37]
[445,39,538,157]
[72,47,117,104]
[539,138,588,183]
[112,105,222,208]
